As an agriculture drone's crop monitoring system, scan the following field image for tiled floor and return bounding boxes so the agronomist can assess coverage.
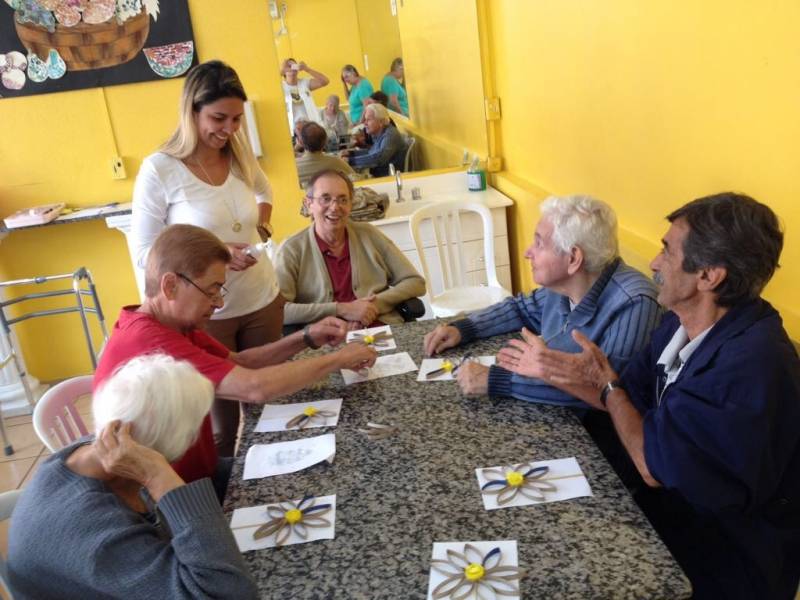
[0,392,93,562]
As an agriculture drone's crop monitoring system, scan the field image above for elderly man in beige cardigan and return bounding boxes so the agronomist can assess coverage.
[275,169,426,329]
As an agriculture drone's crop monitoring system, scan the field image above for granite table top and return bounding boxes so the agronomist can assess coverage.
[224,319,691,599]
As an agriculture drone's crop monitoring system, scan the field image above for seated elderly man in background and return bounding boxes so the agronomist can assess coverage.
[9,354,258,599]
[276,169,425,329]
[501,193,800,599]
[424,195,661,406]
[343,104,406,177]
[295,121,356,188]
[293,117,309,156]
[93,224,376,499]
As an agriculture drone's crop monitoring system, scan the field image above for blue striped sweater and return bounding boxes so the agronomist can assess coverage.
[453,258,662,407]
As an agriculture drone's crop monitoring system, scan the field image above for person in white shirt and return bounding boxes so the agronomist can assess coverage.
[280,58,329,134]
[131,60,283,458]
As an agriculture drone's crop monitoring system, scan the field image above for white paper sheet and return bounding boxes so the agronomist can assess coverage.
[427,540,519,600]
[230,494,337,552]
[346,324,397,351]
[341,351,417,384]
[254,398,343,432]
[476,456,592,510]
[417,356,496,382]
[243,433,336,480]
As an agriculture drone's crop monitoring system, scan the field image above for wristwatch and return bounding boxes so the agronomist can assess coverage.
[600,379,624,407]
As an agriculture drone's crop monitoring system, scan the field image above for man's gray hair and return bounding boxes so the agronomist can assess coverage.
[364,103,390,125]
[93,354,214,462]
[539,195,619,273]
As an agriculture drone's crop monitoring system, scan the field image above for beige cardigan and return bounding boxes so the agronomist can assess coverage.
[275,220,426,325]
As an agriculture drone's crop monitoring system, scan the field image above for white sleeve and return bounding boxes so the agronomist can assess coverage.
[131,158,170,269]
[253,167,273,205]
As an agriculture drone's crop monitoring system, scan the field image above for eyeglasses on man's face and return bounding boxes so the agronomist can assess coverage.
[177,273,228,303]
[309,194,351,208]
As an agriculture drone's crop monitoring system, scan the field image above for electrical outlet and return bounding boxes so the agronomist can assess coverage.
[111,157,127,180]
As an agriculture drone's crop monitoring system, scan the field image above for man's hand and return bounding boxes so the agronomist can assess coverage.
[499,329,618,407]
[455,361,489,396]
[94,421,184,501]
[308,316,348,347]
[226,242,257,272]
[423,325,461,356]
[335,342,378,371]
[496,328,551,379]
[336,295,378,327]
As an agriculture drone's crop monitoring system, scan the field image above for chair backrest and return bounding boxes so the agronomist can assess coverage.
[403,136,416,172]
[33,375,93,452]
[0,489,21,599]
[408,201,502,300]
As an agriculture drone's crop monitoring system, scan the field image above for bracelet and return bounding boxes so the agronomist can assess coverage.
[599,379,623,407]
[303,325,320,349]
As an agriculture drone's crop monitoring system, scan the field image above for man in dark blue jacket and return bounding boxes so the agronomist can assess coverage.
[499,192,800,599]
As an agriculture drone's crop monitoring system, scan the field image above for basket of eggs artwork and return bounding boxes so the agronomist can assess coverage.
[11,0,157,71]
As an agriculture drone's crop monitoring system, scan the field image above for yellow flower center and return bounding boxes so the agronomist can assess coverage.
[464,563,485,581]
[284,508,303,524]
[506,471,524,487]
[303,406,318,417]
[364,334,375,344]
[442,360,454,372]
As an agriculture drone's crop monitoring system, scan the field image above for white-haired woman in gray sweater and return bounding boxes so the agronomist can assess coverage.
[7,354,257,599]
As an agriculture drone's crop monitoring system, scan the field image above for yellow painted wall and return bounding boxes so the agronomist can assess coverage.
[0,0,306,380]
[355,0,402,90]
[396,0,488,169]
[485,0,800,338]
[273,0,365,108]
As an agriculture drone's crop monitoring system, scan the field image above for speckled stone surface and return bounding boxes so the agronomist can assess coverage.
[224,320,691,599]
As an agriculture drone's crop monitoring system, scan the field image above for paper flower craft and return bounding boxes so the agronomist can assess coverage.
[284,405,337,430]
[480,463,556,505]
[431,544,522,599]
[0,51,26,89]
[350,330,393,348]
[358,421,397,440]
[424,353,473,379]
[253,494,332,546]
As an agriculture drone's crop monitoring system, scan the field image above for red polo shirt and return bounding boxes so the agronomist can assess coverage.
[93,306,236,483]
[314,230,357,303]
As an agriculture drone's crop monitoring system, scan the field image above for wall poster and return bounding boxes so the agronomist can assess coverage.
[0,0,197,98]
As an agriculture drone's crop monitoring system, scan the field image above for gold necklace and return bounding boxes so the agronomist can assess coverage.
[193,155,242,233]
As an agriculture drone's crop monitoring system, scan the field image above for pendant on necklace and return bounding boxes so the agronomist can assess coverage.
[232,221,242,233]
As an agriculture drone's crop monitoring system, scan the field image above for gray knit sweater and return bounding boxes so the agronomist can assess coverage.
[7,440,258,599]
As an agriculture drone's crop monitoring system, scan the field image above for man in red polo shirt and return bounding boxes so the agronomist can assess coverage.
[94,224,376,499]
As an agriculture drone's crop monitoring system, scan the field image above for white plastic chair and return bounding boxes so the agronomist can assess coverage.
[32,375,92,452]
[0,489,21,599]
[409,200,511,317]
[403,136,416,172]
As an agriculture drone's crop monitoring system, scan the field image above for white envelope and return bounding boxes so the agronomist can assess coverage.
[476,456,592,510]
[230,494,337,552]
[243,433,336,480]
[341,351,418,384]
[254,398,343,432]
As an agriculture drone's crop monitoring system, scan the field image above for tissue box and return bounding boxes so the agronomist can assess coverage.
[4,203,65,228]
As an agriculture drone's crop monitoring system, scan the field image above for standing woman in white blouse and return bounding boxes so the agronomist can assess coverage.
[131,60,284,458]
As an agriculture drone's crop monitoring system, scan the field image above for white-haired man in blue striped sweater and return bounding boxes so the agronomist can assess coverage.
[423,194,661,407]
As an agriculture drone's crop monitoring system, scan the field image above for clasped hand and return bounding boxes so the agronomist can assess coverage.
[226,242,257,272]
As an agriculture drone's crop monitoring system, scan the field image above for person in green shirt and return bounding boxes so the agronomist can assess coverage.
[341,64,374,123]
[381,57,409,116]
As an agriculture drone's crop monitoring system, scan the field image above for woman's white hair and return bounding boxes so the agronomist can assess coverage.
[93,354,214,462]
[364,103,390,125]
[539,195,619,273]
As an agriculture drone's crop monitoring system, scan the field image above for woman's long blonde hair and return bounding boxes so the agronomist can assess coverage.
[161,60,260,189]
